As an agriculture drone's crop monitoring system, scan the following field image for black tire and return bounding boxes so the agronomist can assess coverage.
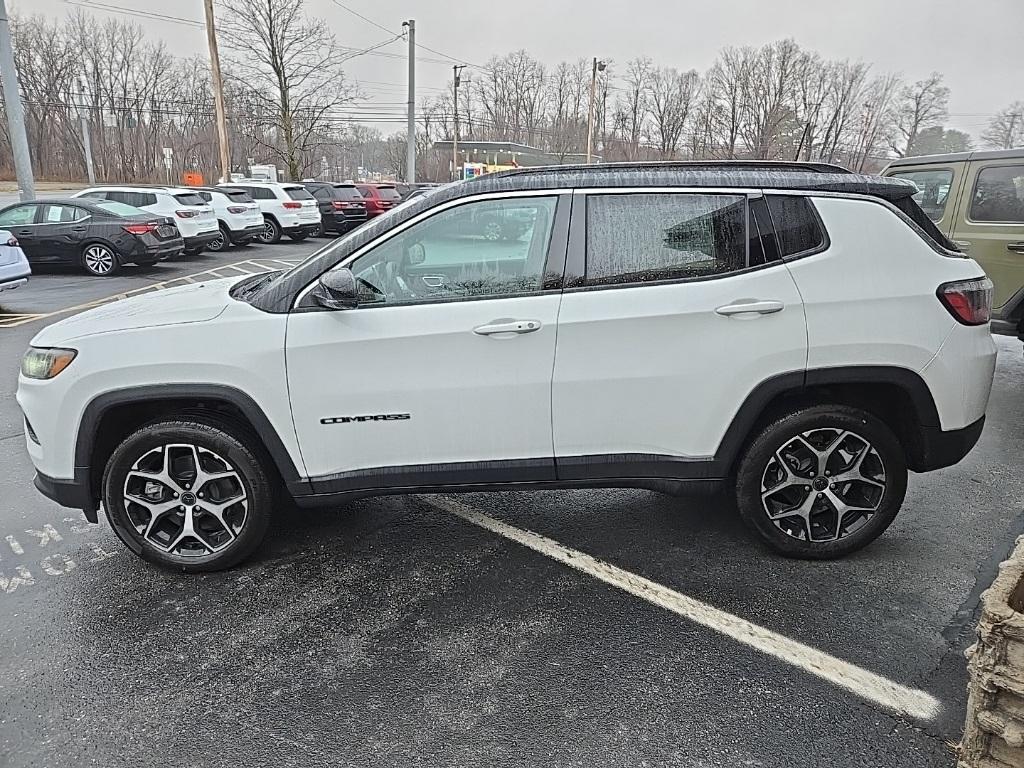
[207,225,232,252]
[289,232,308,242]
[317,221,328,237]
[102,419,274,572]
[258,216,282,244]
[735,405,907,560]
[80,242,120,276]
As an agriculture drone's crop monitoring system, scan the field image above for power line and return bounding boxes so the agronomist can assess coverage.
[328,0,396,36]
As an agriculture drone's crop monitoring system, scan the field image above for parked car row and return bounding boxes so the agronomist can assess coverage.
[0,180,412,278]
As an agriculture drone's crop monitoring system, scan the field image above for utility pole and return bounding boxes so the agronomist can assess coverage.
[77,78,96,184]
[0,0,34,200]
[585,57,605,164]
[452,64,465,181]
[403,19,416,184]
[203,0,231,183]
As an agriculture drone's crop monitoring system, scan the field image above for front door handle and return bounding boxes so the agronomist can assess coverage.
[953,239,972,252]
[473,319,542,336]
[1007,242,1024,254]
[71,225,88,232]
[715,300,785,317]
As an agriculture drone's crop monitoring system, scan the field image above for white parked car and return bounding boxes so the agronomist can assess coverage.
[0,229,30,291]
[74,185,218,255]
[191,187,264,252]
[18,162,996,571]
[219,180,320,244]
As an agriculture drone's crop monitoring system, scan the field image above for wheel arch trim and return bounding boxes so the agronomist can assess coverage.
[712,365,940,474]
[75,384,304,503]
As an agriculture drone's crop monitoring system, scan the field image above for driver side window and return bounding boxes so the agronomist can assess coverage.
[347,196,558,306]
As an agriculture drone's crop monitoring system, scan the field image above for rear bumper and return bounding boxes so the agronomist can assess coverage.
[228,223,264,243]
[33,471,98,522]
[183,231,220,250]
[329,212,368,232]
[124,237,183,262]
[283,223,320,236]
[914,416,986,472]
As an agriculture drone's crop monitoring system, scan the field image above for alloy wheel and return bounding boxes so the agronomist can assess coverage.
[258,221,275,243]
[760,428,886,543]
[122,443,248,558]
[208,230,227,251]
[83,245,115,275]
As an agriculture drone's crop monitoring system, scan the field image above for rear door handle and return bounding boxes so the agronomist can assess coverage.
[474,319,542,336]
[715,300,785,316]
[71,225,88,232]
[1007,242,1024,254]
[953,240,972,252]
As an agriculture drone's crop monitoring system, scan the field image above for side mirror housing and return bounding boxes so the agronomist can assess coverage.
[312,268,358,310]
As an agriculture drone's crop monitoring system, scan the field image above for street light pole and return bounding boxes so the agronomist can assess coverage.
[0,0,34,200]
[403,19,416,184]
[77,78,96,184]
[203,0,231,183]
[585,57,605,165]
[452,64,465,181]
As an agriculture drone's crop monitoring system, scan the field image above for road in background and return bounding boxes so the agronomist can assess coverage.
[0,239,1022,767]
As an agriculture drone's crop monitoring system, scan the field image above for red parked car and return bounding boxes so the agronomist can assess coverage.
[356,183,402,217]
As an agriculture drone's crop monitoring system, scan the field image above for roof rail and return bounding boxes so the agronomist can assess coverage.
[481,159,854,180]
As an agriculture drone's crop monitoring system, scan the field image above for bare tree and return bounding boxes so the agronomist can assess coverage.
[218,0,355,180]
[477,51,547,145]
[893,72,949,157]
[740,39,801,159]
[647,67,700,159]
[612,57,653,160]
[982,102,1024,149]
[706,47,750,159]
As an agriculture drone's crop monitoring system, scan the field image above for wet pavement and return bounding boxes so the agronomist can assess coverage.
[1,240,1022,767]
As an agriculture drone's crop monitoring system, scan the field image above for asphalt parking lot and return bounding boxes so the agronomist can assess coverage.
[1,240,1022,767]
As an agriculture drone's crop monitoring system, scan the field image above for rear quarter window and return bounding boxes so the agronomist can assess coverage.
[766,195,826,257]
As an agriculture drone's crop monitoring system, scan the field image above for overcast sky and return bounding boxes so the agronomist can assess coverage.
[18,0,1024,139]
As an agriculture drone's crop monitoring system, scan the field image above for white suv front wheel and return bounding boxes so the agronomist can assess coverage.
[102,419,273,572]
[735,405,907,559]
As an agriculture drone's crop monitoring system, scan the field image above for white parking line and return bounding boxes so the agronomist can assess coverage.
[424,495,941,722]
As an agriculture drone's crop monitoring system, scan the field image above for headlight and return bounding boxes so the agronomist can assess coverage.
[21,347,77,380]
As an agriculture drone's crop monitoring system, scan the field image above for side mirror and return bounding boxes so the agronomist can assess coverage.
[408,242,426,265]
[312,268,358,310]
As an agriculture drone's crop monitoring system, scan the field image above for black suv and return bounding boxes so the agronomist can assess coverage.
[302,182,369,236]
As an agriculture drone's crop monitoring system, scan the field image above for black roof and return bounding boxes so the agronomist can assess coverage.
[453,161,917,202]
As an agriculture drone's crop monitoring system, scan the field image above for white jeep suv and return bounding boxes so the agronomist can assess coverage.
[219,180,321,244]
[19,163,997,571]
[74,186,219,255]
[192,187,264,251]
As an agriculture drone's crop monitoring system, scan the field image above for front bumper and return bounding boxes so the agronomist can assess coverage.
[34,471,98,522]
[913,416,986,472]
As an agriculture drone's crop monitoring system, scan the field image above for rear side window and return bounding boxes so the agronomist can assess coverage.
[41,204,85,223]
[285,187,314,201]
[106,191,157,207]
[376,186,401,201]
[766,195,825,257]
[888,169,954,222]
[585,193,748,286]
[970,165,1024,223]
[174,193,206,206]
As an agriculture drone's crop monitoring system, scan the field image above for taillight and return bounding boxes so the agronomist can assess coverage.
[6,236,18,247]
[122,223,159,235]
[332,201,345,210]
[176,209,199,218]
[227,205,248,214]
[937,277,993,325]
[282,201,302,209]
